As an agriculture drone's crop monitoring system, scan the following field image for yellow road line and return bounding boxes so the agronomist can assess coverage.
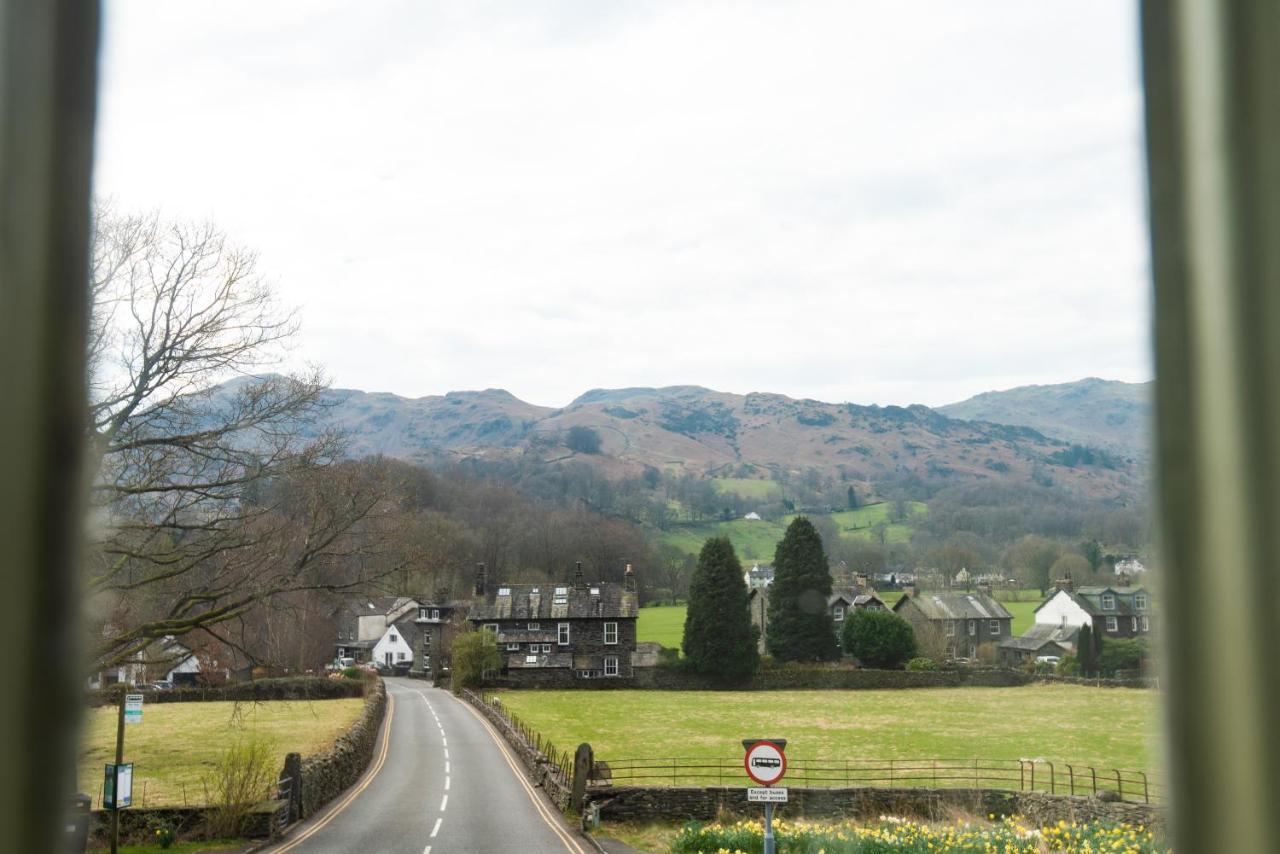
[272,690,397,854]
[448,690,588,854]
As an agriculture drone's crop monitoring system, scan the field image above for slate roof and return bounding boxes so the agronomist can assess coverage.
[469,582,638,621]
[1036,586,1149,618]
[390,618,423,648]
[895,592,1013,621]
[829,588,886,609]
[1000,622,1079,652]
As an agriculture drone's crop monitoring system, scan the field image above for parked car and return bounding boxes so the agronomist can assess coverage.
[146,680,173,691]
[1035,655,1062,666]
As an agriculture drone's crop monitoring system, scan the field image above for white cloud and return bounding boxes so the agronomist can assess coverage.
[95,0,1150,408]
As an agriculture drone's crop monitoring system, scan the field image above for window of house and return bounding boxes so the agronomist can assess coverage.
[604,656,619,677]
[555,587,568,595]
[398,652,406,660]
[389,633,397,644]
[484,623,499,634]
[528,622,540,630]
[507,643,520,651]
[498,586,511,596]
[1131,617,1138,631]
[590,587,600,595]
[431,609,439,620]
[1102,594,1115,610]
[946,621,956,637]
[833,605,845,621]
[1135,594,1147,611]
[1106,616,1118,632]
[968,620,976,636]
[989,620,1000,636]
[604,622,618,644]
[542,643,551,653]
[558,623,570,645]
[424,634,431,646]
[525,655,538,664]
[419,608,427,619]
[1142,616,1149,632]
[968,644,976,658]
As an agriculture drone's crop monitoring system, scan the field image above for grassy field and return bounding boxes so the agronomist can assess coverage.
[494,686,1159,773]
[638,604,687,650]
[78,699,365,807]
[656,503,928,561]
[710,477,781,500]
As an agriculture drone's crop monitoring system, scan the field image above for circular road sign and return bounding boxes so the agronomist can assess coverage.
[743,740,787,786]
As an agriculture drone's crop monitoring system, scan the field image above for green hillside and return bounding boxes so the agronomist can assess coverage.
[655,501,927,562]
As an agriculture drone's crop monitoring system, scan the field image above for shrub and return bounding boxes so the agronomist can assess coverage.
[451,629,501,692]
[905,656,938,672]
[565,425,602,454]
[1057,654,1081,676]
[1098,637,1147,676]
[341,666,363,680]
[202,735,277,838]
[840,609,918,669]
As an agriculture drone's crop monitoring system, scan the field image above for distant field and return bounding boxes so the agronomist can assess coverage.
[655,502,929,561]
[638,604,687,651]
[494,686,1159,773]
[78,699,364,807]
[710,477,781,500]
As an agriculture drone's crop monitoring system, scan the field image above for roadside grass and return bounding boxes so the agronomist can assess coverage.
[493,685,1158,774]
[638,604,687,651]
[78,699,365,808]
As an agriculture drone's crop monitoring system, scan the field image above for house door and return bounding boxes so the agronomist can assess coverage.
[385,652,393,665]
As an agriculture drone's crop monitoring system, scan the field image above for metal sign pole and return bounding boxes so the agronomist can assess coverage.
[763,801,775,854]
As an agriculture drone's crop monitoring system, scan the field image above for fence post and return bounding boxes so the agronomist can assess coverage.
[1067,764,1075,797]
[1091,767,1097,797]
[1115,769,1123,801]
[571,744,592,811]
[1140,771,1149,804]
[1030,762,1036,792]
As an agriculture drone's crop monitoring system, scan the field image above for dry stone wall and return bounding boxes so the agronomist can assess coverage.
[299,679,387,818]
[461,690,575,811]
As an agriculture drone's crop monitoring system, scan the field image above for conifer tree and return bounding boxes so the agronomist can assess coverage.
[682,537,760,683]
[766,516,841,661]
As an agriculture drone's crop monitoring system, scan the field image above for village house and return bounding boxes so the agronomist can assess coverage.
[334,596,420,665]
[892,585,1013,660]
[998,575,1153,663]
[996,622,1077,667]
[410,597,465,678]
[748,573,886,654]
[88,634,219,689]
[467,561,639,681]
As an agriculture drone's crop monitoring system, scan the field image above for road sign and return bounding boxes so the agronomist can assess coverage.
[748,787,788,803]
[124,694,143,724]
[743,740,787,786]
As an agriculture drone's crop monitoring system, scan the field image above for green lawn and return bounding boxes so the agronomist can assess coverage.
[78,699,365,808]
[89,841,245,854]
[638,604,688,651]
[494,686,1159,774]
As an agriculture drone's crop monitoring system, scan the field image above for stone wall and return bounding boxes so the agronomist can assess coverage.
[482,665,1032,691]
[585,785,1163,833]
[461,689,575,811]
[298,679,388,818]
[89,802,280,844]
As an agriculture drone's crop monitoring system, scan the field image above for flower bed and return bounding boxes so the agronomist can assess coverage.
[671,816,1166,853]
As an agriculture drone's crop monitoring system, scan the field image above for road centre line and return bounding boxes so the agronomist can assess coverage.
[445,761,450,774]
[430,818,442,838]
[440,794,448,811]
[445,776,450,790]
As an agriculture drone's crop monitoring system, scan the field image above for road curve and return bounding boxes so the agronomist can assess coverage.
[266,678,588,854]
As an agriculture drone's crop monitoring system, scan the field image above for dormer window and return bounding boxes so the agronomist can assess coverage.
[419,608,427,619]
[388,633,397,643]
[1135,594,1147,611]
[1102,594,1116,610]
[555,587,568,595]
[833,605,845,622]
[431,609,439,620]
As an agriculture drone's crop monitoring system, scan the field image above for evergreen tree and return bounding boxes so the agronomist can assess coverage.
[682,537,760,683]
[766,516,841,661]
[846,485,858,509]
[1076,624,1098,676]
[841,609,917,669]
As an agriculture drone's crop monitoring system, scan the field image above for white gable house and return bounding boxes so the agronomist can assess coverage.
[1035,589,1095,629]
[372,623,415,668]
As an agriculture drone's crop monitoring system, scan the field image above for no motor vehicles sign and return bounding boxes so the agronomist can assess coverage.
[743,740,787,786]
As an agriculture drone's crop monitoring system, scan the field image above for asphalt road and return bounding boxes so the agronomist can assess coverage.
[267,678,589,854]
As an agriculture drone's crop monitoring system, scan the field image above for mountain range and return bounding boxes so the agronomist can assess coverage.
[295,378,1150,503]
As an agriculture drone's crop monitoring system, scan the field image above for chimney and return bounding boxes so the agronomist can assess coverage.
[976,582,993,598]
[474,562,487,597]
[854,572,869,591]
[434,582,450,604]
[623,562,637,593]
[572,561,586,590]
[1116,570,1132,588]
[903,583,918,598]
[1054,574,1074,592]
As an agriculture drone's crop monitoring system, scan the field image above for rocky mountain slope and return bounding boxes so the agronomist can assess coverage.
[299,381,1142,503]
[938,377,1151,460]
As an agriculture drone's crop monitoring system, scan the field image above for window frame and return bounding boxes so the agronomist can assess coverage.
[557,622,570,645]
[833,605,845,622]
[1135,594,1147,611]
[603,656,619,677]
[989,619,1000,636]
[604,621,618,645]
[1102,594,1116,610]
[946,621,956,637]
[1106,616,1118,632]
[968,620,976,636]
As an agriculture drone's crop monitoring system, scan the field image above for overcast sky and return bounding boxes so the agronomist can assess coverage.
[94,0,1151,409]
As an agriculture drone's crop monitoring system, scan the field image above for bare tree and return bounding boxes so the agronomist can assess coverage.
[84,209,407,673]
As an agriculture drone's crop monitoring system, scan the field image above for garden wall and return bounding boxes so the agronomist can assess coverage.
[481,666,1031,691]
[298,679,387,818]
[461,689,575,811]
[585,785,1164,833]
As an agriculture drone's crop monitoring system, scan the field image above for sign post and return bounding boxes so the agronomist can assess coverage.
[743,739,787,854]
[108,692,142,854]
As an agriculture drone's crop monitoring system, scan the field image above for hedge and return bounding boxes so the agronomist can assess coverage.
[85,676,366,707]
